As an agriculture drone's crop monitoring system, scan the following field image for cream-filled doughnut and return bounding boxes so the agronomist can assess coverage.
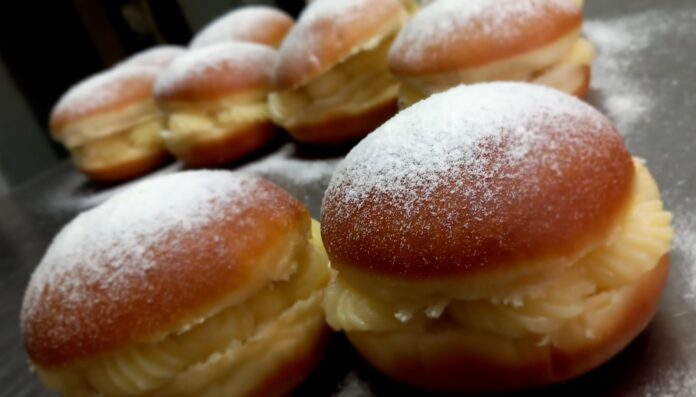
[268,0,407,144]
[21,171,331,397]
[321,83,673,393]
[118,45,187,70]
[189,6,293,49]
[50,66,169,183]
[389,0,594,108]
[154,42,278,167]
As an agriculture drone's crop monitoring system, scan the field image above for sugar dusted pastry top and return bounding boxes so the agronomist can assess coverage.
[389,0,582,76]
[22,171,308,367]
[154,42,277,102]
[189,6,293,49]
[50,66,159,134]
[118,45,187,70]
[321,83,634,279]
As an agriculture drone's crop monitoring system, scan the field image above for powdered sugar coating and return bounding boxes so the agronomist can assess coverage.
[51,66,159,126]
[189,6,292,49]
[154,42,276,98]
[117,45,187,70]
[21,171,294,362]
[322,82,632,276]
[326,82,608,217]
[390,0,580,71]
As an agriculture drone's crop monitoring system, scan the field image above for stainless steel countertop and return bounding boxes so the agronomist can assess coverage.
[0,1,694,395]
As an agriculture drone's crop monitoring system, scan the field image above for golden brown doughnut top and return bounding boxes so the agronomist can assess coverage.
[22,171,309,367]
[50,66,159,135]
[154,42,276,103]
[118,45,187,70]
[389,0,582,76]
[321,82,634,280]
[189,6,293,49]
[273,0,404,90]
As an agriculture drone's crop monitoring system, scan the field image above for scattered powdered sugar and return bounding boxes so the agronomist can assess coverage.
[673,209,696,300]
[52,161,184,213]
[22,171,266,323]
[334,372,374,397]
[391,0,578,67]
[117,45,187,70]
[584,11,673,135]
[325,82,608,220]
[52,66,159,122]
[642,363,696,397]
[189,6,291,49]
[153,42,276,96]
[239,143,340,186]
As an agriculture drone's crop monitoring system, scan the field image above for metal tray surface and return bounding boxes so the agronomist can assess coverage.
[0,1,694,396]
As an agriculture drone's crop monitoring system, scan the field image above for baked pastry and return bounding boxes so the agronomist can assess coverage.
[268,0,407,144]
[189,6,293,49]
[154,42,277,167]
[389,0,595,108]
[321,83,673,393]
[21,171,331,397]
[118,45,187,70]
[50,66,169,183]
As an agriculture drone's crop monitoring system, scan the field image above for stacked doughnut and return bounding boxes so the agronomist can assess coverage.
[321,83,673,393]
[22,171,331,397]
[268,0,407,144]
[154,43,278,167]
[49,65,170,183]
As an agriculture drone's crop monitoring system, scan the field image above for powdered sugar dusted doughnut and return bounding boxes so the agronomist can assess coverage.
[320,82,673,393]
[154,43,278,167]
[22,171,331,396]
[269,0,407,144]
[50,66,169,182]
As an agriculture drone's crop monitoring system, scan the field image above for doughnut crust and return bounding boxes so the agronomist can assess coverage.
[118,45,187,70]
[189,6,293,49]
[322,83,634,280]
[22,172,331,397]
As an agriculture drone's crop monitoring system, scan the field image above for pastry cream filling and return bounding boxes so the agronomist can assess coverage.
[163,102,270,143]
[398,36,596,108]
[324,159,673,345]
[72,118,165,169]
[269,31,400,129]
[37,221,330,397]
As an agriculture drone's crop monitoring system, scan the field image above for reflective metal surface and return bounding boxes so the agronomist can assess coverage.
[1,1,694,395]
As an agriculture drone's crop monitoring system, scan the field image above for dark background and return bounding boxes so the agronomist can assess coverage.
[0,0,306,195]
